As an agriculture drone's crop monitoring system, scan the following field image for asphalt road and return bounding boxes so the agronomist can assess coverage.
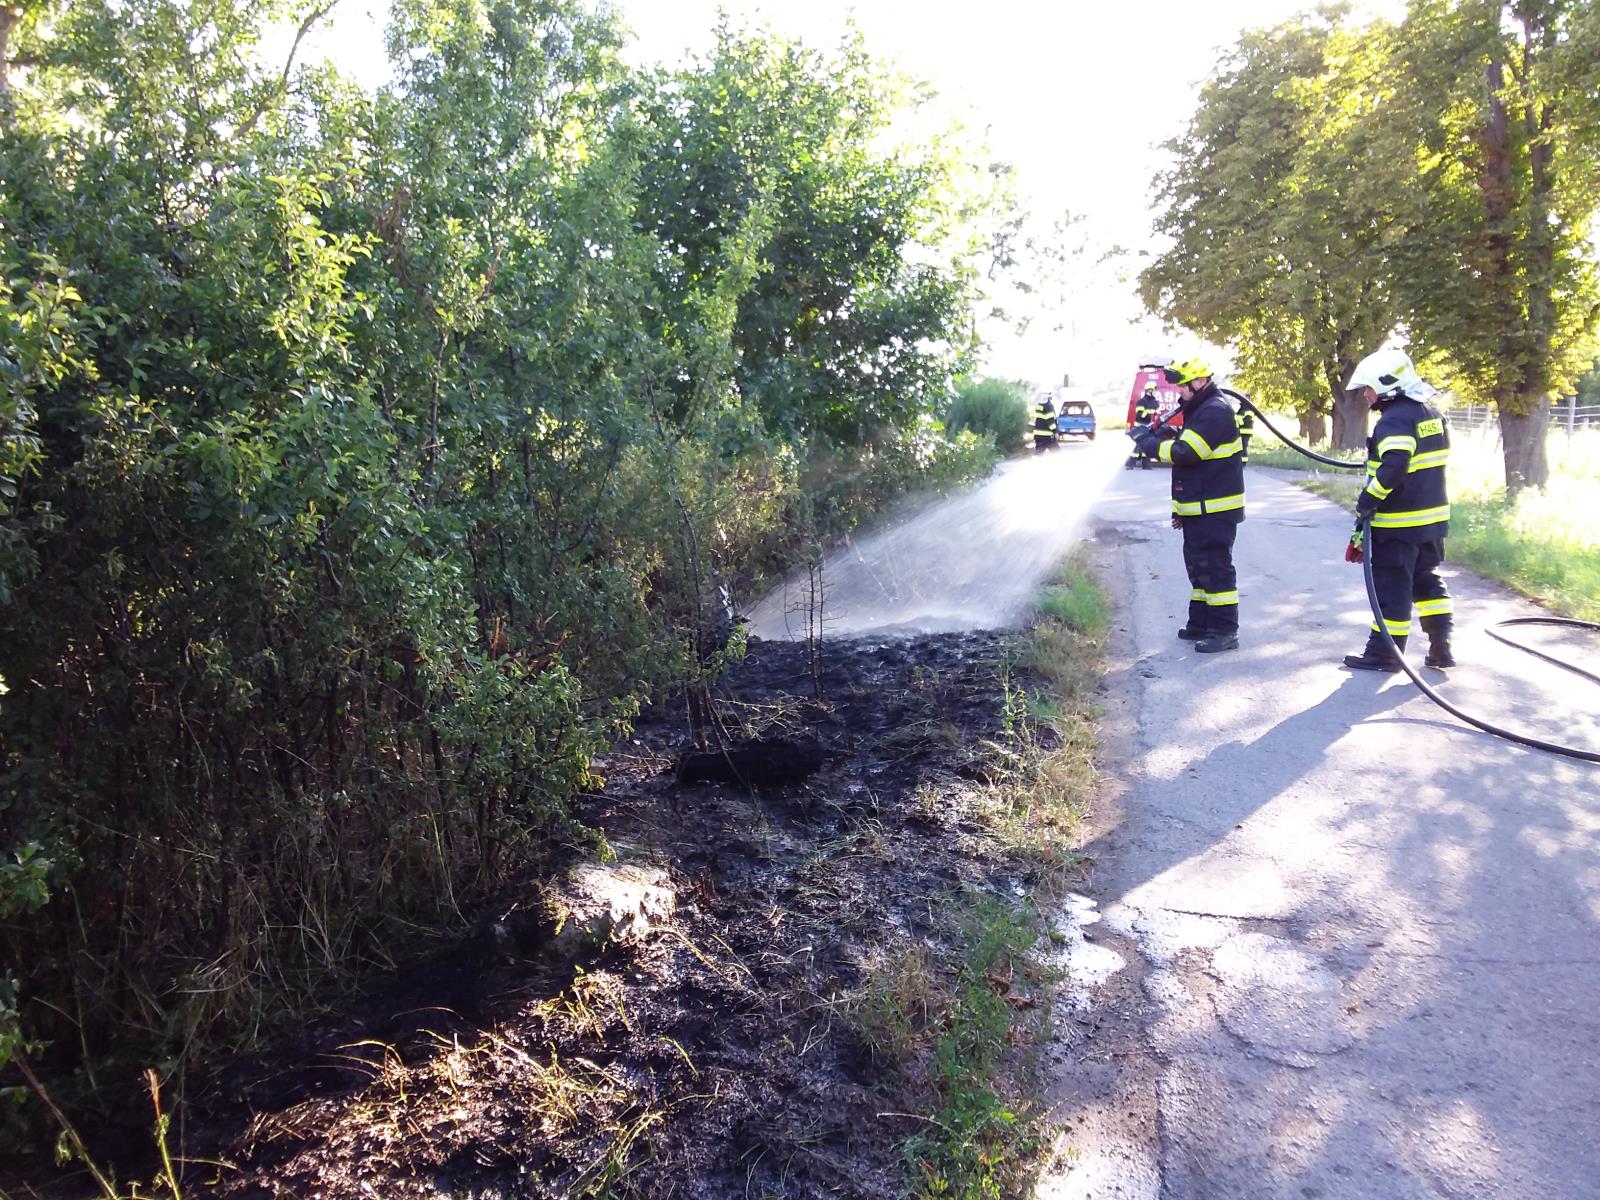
[1043,440,1600,1199]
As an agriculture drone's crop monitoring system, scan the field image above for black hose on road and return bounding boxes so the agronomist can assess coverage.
[1219,387,1600,764]
[1486,618,1600,688]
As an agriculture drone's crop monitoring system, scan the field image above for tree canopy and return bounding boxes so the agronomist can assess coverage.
[1141,11,1401,447]
[1143,0,1600,486]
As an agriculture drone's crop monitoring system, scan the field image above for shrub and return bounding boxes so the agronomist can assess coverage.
[946,377,1032,456]
[0,0,1012,1157]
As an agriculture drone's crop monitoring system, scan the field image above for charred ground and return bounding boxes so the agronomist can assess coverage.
[11,628,1090,1200]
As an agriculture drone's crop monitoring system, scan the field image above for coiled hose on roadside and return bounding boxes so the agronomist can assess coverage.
[1219,387,1600,764]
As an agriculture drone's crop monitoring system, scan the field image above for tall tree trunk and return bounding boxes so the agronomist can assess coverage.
[1298,410,1327,445]
[1511,19,1558,492]
[1478,14,1555,496]
[1477,42,1551,494]
[0,3,19,96]
[1499,399,1550,495]
[1323,359,1366,450]
[1330,391,1368,450]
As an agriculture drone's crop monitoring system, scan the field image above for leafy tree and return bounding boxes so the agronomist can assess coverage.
[0,0,1003,1157]
[633,22,980,456]
[1373,0,1600,490]
[0,0,665,1137]
[0,0,52,99]
[1141,9,1401,449]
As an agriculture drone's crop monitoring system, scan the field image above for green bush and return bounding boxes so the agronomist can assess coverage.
[0,0,1012,1153]
[946,377,1032,456]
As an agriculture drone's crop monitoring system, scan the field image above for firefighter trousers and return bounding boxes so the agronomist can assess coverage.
[1369,535,1452,639]
[1181,515,1239,635]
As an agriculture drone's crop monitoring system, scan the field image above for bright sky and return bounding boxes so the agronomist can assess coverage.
[297,0,1403,394]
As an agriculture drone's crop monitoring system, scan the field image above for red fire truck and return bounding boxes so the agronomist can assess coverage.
[1125,361,1184,430]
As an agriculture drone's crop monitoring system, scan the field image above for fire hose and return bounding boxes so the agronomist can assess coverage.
[1135,389,1600,763]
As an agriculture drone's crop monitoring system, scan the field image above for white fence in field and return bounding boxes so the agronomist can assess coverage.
[1447,397,1600,436]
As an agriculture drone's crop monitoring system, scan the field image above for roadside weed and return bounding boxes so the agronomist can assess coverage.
[903,897,1051,1200]
[860,553,1107,1198]
[857,947,943,1069]
[979,552,1106,891]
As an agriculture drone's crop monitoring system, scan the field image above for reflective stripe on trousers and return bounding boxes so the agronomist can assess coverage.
[1181,516,1239,635]
[1367,535,1452,639]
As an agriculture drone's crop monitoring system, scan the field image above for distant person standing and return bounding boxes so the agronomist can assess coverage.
[1127,384,1161,469]
[1033,393,1058,452]
[1130,358,1245,653]
[1340,348,1455,672]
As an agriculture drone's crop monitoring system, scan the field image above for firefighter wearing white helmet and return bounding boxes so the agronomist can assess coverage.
[1130,356,1246,653]
[1341,347,1455,672]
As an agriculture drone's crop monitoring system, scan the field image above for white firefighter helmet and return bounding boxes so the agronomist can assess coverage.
[1347,347,1436,401]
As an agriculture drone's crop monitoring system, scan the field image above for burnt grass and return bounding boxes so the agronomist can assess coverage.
[21,631,1070,1199]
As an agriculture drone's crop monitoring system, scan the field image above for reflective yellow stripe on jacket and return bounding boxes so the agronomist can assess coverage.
[1166,427,1243,461]
[1172,493,1246,517]
[1408,449,1449,471]
[1371,504,1451,529]
[1366,438,1449,505]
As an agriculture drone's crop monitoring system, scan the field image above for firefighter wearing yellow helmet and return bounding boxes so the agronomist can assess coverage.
[1127,385,1162,469]
[1340,347,1455,672]
[1130,357,1246,653]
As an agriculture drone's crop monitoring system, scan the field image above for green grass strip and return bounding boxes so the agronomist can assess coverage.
[903,896,1048,1200]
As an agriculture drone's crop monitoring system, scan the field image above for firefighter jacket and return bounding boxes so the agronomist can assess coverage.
[1357,394,1450,542]
[1033,399,1057,434]
[1236,406,1255,436]
[1158,381,1245,522]
[1135,395,1159,424]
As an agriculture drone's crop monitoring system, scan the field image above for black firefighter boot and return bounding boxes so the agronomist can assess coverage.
[1343,631,1407,673]
[1423,619,1456,669]
[1196,624,1239,653]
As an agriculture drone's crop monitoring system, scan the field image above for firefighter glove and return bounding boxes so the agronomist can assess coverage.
[1344,526,1364,564]
[1131,428,1162,458]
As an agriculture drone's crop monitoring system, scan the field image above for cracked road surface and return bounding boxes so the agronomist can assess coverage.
[1042,447,1600,1199]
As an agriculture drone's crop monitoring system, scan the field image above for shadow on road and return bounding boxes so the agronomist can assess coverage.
[1055,465,1600,1198]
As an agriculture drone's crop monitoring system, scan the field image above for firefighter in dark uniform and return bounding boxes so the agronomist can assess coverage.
[1127,385,1161,469]
[1341,348,1455,671]
[1130,357,1245,653]
[1033,393,1058,451]
[1236,402,1255,464]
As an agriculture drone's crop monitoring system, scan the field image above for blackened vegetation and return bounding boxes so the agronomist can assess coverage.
[674,734,826,787]
[15,631,1051,1199]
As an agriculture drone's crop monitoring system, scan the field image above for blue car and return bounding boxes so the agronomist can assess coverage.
[1056,400,1097,441]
